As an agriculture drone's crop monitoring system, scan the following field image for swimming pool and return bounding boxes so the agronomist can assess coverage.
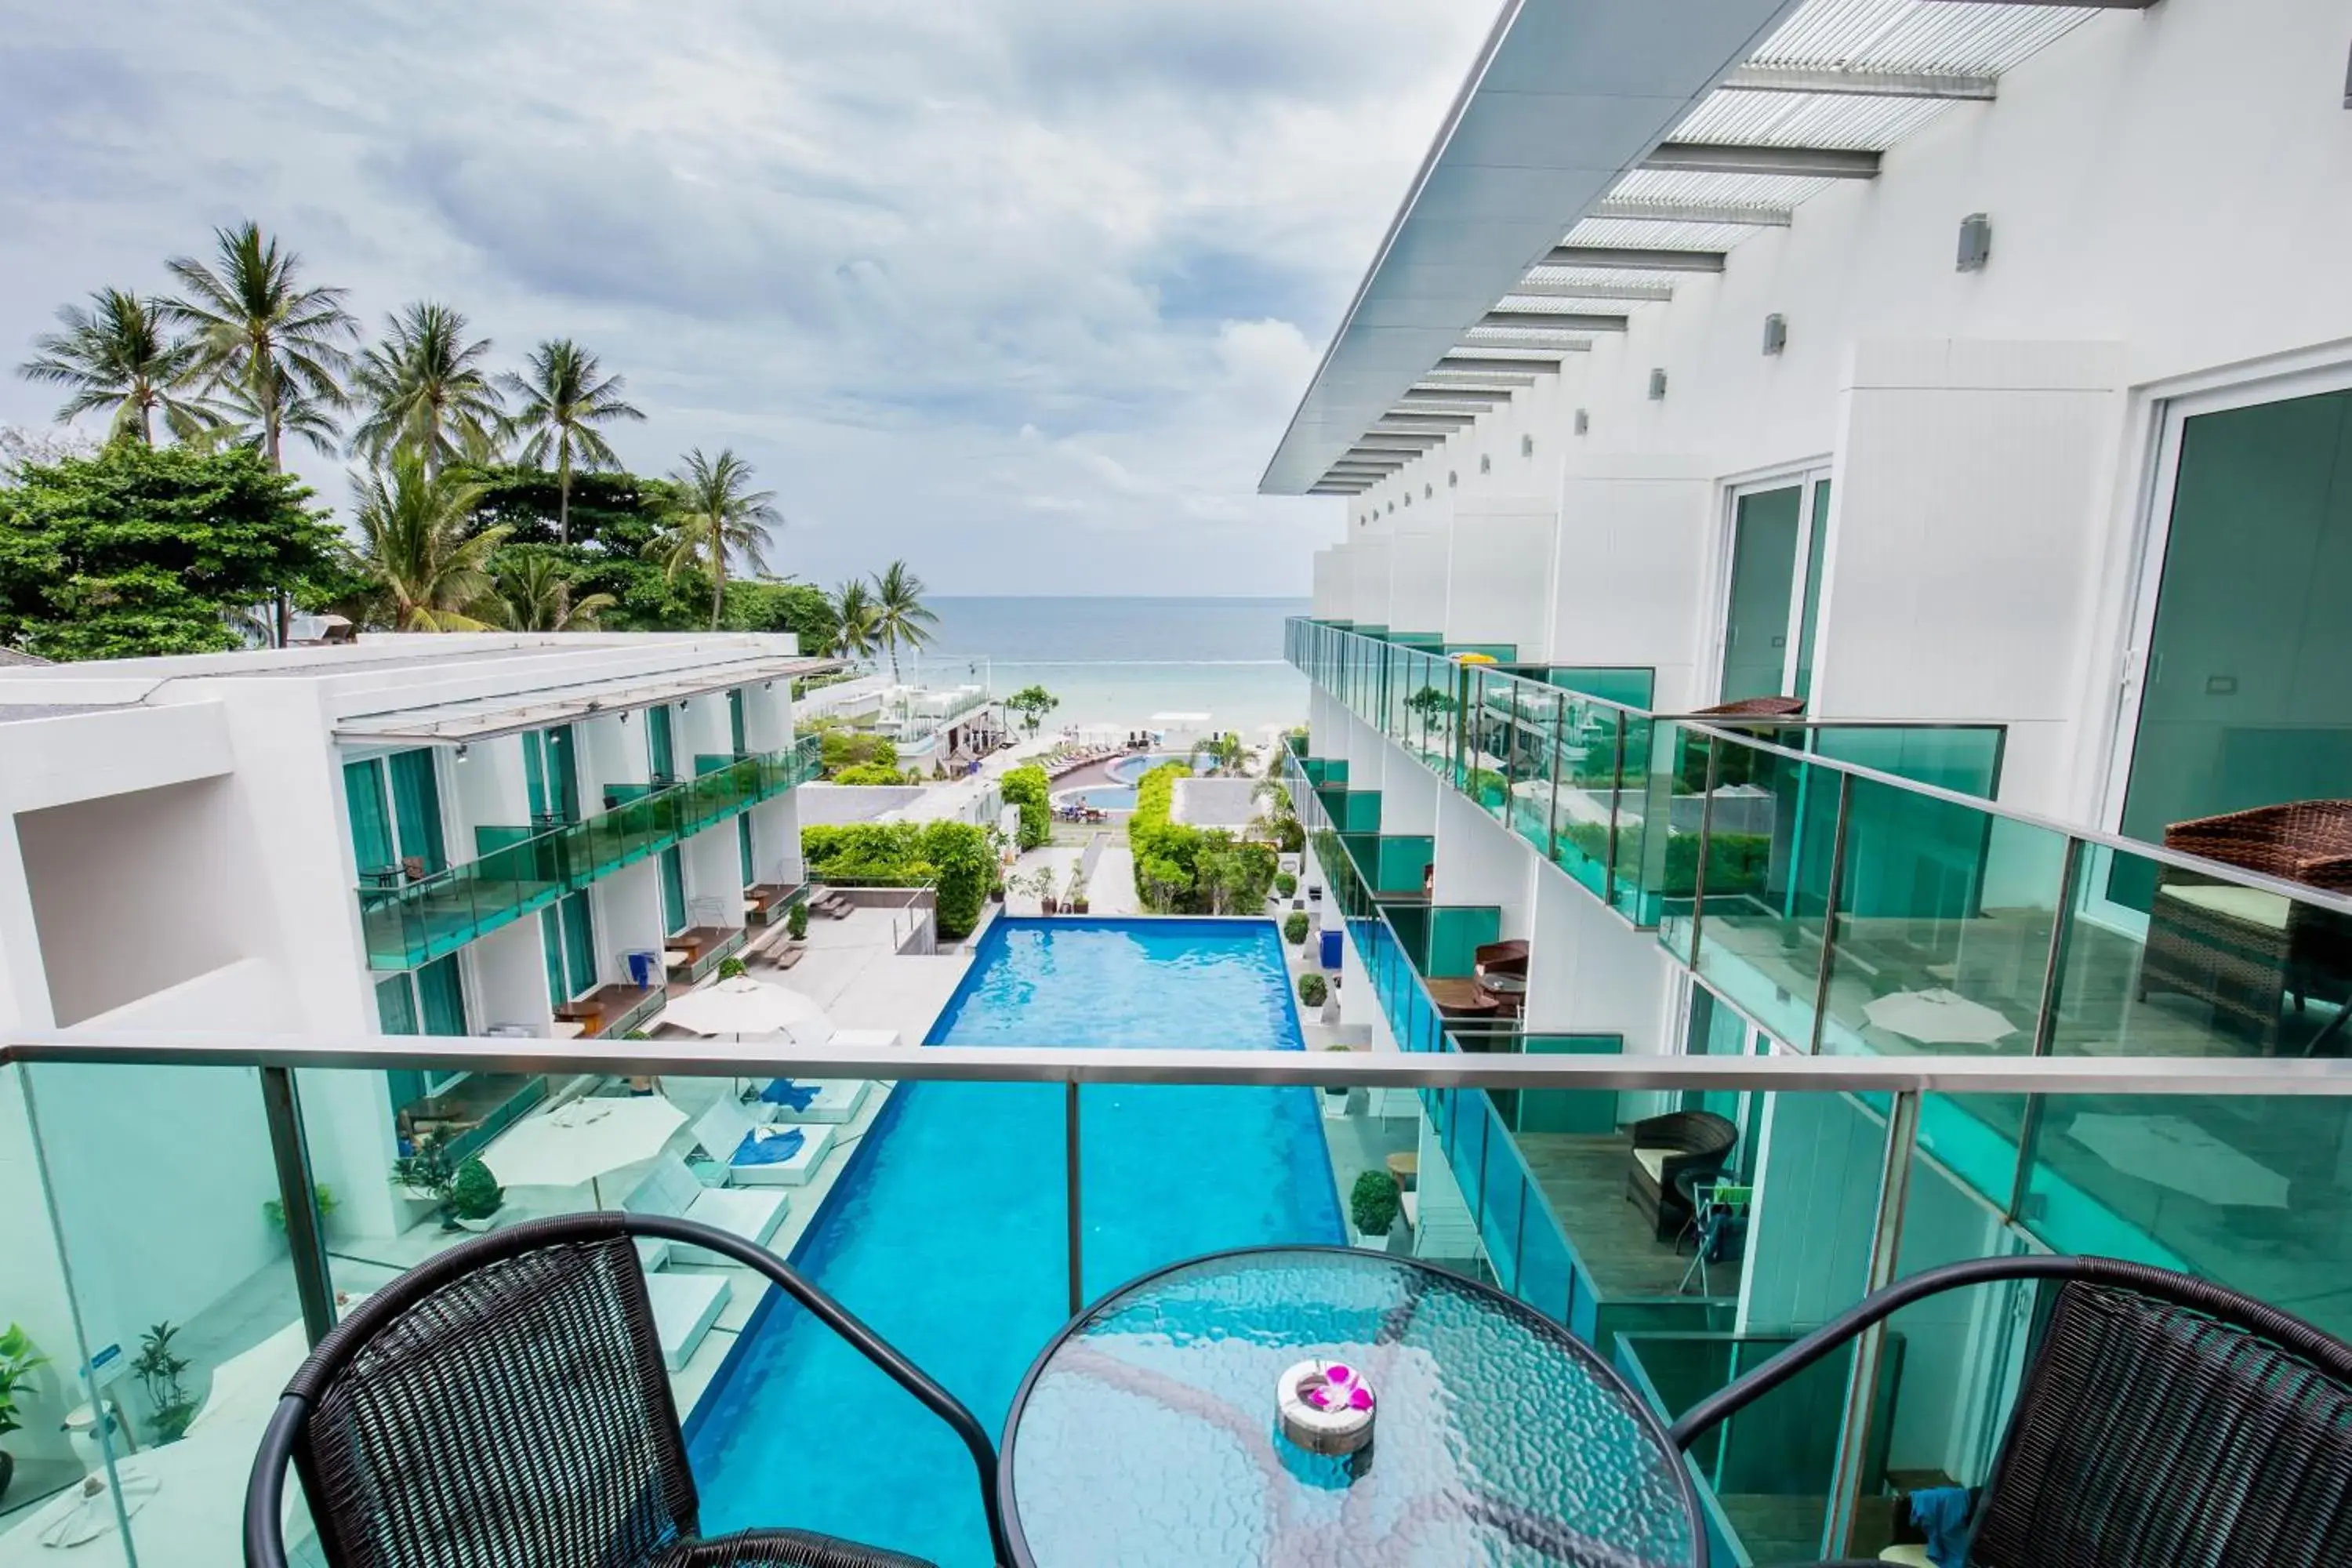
[686,918,1343,1566]
[1052,752,1196,811]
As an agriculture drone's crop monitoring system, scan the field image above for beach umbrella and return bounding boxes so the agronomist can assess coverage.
[2062,1112,2290,1208]
[481,1095,687,1208]
[659,976,833,1044]
[1860,988,2017,1047]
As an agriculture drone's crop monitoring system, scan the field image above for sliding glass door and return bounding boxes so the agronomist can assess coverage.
[1719,472,1832,706]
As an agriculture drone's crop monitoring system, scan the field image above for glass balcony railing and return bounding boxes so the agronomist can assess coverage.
[1288,615,2352,1078]
[6,1033,2346,1567]
[358,733,822,971]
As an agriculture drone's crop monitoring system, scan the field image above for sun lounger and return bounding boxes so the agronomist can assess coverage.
[755,1078,873,1125]
[641,1269,731,1373]
[624,1154,789,1263]
[693,1100,836,1188]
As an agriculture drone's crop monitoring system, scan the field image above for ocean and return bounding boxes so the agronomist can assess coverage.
[891,596,1309,739]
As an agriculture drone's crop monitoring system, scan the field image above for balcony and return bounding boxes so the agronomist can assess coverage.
[358,734,822,971]
[5,1032,2347,1568]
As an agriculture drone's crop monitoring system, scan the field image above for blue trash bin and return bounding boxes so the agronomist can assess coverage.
[1319,928,1342,972]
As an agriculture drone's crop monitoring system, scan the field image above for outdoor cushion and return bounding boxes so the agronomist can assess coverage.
[2156,880,2294,933]
[1634,1147,1671,1184]
[641,1269,731,1373]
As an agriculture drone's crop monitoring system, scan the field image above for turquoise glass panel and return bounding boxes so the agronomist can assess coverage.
[1687,740,1841,1050]
[559,891,596,996]
[1549,666,1656,709]
[647,704,677,782]
[539,908,568,1009]
[545,725,580,821]
[375,973,418,1033]
[660,845,688,933]
[522,731,548,820]
[1334,790,1381,833]
[387,749,448,873]
[1792,480,1831,702]
[1515,1036,1622,1134]
[1808,726,2002,800]
[1426,906,1501,978]
[739,815,756,885]
[344,757,394,876]
[416,953,466,1036]
[1374,836,1434,896]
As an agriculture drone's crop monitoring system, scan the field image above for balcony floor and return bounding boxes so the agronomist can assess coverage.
[1512,1131,1726,1301]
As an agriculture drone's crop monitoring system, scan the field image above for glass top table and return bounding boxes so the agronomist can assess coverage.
[1000,1247,1704,1567]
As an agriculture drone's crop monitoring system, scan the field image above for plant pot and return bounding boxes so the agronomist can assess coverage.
[0,1449,14,1505]
[1322,1089,1351,1120]
[1352,1229,1392,1250]
[989,888,1005,903]
[1040,898,1058,916]
[453,1214,497,1234]
[1291,898,1305,910]
[1071,899,1090,914]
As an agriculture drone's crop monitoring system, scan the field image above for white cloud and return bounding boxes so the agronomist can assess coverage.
[0,0,1494,593]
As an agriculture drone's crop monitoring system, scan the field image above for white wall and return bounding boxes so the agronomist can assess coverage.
[1329,0,2352,826]
[1445,498,1556,659]
[1388,528,1451,635]
[1430,788,1534,938]
[1548,462,1717,711]
[1521,869,1679,1055]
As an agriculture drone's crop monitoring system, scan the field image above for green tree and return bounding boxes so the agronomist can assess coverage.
[349,303,506,474]
[720,578,836,648]
[0,445,334,659]
[831,578,878,660]
[485,550,615,631]
[648,448,777,630]
[164,221,356,470]
[1007,683,1059,736]
[499,339,644,545]
[869,558,937,684]
[346,452,506,630]
[998,764,1052,848]
[16,290,212,447]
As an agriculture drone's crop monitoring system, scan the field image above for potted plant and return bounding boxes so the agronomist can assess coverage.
[1066,865,1090,915]
[1037,869,1059,916]
[786,900,811,942]
[1284,911,1311,946]
[1349,1169,1403,1251]
[449,1158,506,1232]
[1321,1044,1355,1120]
[717,956,747,980]
[263,1184,339,1237]
[1273,871,1298,903]
[0,1323,46,1501]
[1297,971,1329,1011]
[132,1321,196,1444]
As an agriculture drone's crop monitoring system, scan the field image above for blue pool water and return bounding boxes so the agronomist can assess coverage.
[687,918,1343,1566]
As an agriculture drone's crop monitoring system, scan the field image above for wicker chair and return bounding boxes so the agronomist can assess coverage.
[1624,1110,1738,1240]
[1670,1254,2352,1567]
[245,1212,1007,1568]
[1693,695,1808,720]
[2140,800,2352,1049]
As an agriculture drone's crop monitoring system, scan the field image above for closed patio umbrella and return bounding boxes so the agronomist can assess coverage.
[481,1095,687,1209]
[2063,1112,2290,1208]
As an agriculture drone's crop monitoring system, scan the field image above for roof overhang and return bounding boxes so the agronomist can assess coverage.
[333,655,844,746]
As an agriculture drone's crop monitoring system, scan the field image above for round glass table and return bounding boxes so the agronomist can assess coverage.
[1000,1247,1704,1567]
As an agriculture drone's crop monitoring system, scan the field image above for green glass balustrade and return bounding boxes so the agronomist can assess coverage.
[358,734,821,971]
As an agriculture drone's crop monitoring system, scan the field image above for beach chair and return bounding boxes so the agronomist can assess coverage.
[694,1098,837,1187]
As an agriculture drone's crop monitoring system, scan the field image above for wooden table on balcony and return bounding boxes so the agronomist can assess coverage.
[1424,977,1503,1018]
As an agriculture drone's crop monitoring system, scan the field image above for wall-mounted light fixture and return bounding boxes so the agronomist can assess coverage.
[455,742,470,761]
[1762,314,1788,356]
[1479,454,1491,474]
[1573,408,1590,436]
[1423,483,1432,500]
[1520,434,1534,457]
[1956,213,1992,273]
[1648,368,1668,401]
[1447,470,1457,488]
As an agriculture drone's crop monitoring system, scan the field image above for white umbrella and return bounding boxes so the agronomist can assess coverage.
[2063,1112,2290,1208]
[1860,989,2018,1047]
[660,976,833,1044]
[481,1096,687,1208]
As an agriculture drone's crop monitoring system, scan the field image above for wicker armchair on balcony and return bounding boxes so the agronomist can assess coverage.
[1692,695,1807,720]
[1624,1110,1738,1240]
[1669,1254,2352,1567]
[245,1213,1009,1568]
[2139,799,2352,1051]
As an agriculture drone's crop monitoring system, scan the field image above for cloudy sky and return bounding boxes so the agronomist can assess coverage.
[0,2,1493,594]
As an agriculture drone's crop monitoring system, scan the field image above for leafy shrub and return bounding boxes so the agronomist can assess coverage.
[1274,871,1298,898]
[450,1158,504,1222]
[1296,971,1329,1008]
[798,820,989,940]
[818,729,897,777]
[1349,1169,1401,1236]
[999,764,1053,849]
[786,900,810,940]
[1283,911,1310,945]
[831,762,909,786]
[919,819,990,940]
[717,956,747,980]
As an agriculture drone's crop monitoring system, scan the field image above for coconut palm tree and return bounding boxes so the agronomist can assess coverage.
[646,448,778,630]
[832,578,879,662]
[869,559,938,684]
[348,303,505,474]
[347,452,507,630]
[16,290,212,446]
[485,553,615,632]
[163,221,356,470]
[499,339,644,545]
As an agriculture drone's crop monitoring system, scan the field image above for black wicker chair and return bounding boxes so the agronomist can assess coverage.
[245,1212,1008,1568]
[1668,1254,2352,1567]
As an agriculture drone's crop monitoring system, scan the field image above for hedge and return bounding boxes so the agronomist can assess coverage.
[998,764,1053,850]
[800,819,993,939]
[1127,761,1276,914]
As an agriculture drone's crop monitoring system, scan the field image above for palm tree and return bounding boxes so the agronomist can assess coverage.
[832,579,879,661]
[348,303,505,474]
[347,452,507,630]
[485,553,616,631]
[647,448,779,630]
[869,559,938,684]
[163,221,356,470]
[16,290,212,446]
[499,339,644,545]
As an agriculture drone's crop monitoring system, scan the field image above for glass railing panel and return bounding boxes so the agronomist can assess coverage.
[1652,725,1723,963]
[1686,738,1842,1051]
[1548,696,1623,899]
[1549,666,1657,710]
[1475,1092,1528,1294]
[1817,779,2071,1061]
[1806,724,2005,801]
[1505,686,1560,855]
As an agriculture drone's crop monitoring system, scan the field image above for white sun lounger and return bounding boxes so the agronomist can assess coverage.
[624,1155,789,1264]
[753,1079,873,1125]
[693,1100,836,1188]
[641,1269,731,1373]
